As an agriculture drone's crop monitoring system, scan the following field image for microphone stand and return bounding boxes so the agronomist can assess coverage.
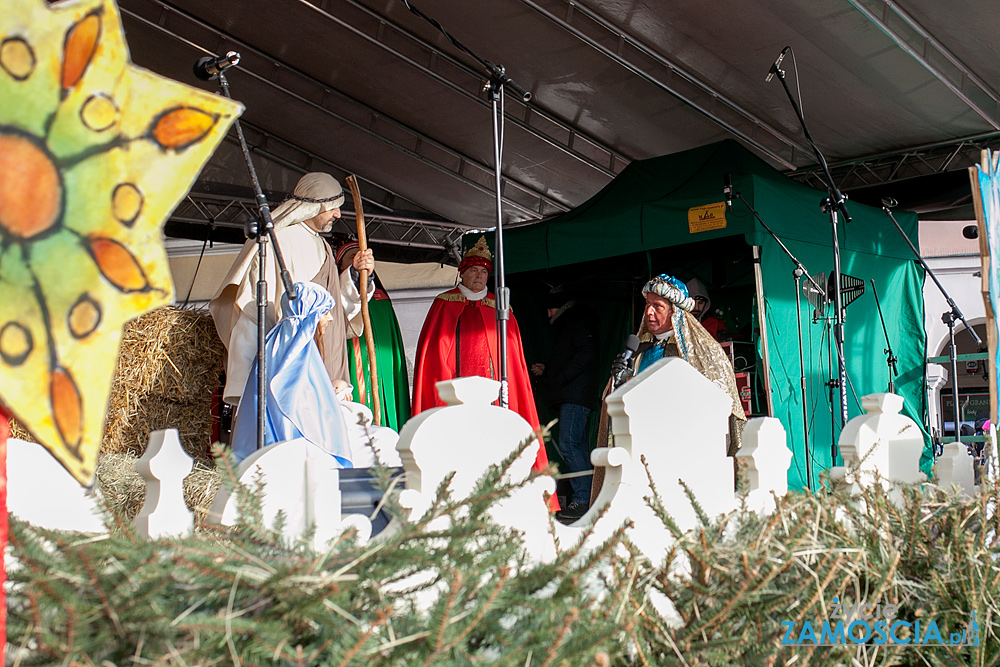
[869,279,898,393]
[398,0,531,409]
[486,75,511,408]
[882,203,981,445]
[734,191,823,489]
[215,69,297,454]
[770,55,852,441]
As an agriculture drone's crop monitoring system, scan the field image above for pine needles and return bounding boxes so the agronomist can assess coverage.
[8,447,626,666]
[632,480,1000,666]
[8,453,1000,665]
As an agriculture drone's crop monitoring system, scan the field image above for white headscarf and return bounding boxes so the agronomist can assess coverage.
[272,173,345,232]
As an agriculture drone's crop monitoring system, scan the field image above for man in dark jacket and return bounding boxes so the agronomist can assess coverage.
[530,291,600,523]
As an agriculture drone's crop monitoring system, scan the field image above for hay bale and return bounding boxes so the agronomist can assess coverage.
[8,419,34,443]
[95,451,147,520]
[96,451,223,525]
[104,306,224,465]
[112,306,225,401]
[103,399,216,462]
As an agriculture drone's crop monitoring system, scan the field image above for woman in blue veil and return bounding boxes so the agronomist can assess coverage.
[230,282,352,467]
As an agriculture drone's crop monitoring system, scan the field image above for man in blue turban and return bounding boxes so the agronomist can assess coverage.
[625,274,746,454]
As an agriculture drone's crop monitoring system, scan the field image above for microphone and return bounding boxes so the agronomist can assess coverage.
[193,51,241,81]
[765,46,789,83]
[613,334,640,388]
[723,173,733,209]
[881,197,898,209]
[963,225,979,240]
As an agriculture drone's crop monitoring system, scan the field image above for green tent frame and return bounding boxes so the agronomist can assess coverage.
[495,140,930,489]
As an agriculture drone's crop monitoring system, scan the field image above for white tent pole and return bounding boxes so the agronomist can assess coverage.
[753,245,774,417]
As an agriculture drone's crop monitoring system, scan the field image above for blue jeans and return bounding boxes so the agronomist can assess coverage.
[555,403,593,505]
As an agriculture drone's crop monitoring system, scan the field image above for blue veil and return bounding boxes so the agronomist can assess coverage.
[230,282,352,467]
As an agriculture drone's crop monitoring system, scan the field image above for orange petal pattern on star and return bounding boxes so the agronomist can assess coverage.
[62,11,101,92]
[151,107,217,150]
[52,367,83,453]
[1,0,243,486]
[89,237,149,292]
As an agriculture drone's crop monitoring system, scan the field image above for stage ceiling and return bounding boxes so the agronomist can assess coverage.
[115,0,1000,263]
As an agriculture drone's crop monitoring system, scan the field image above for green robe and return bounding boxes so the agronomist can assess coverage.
[345,288,411,431]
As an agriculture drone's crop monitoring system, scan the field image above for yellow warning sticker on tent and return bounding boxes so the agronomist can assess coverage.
[688,202,728,233]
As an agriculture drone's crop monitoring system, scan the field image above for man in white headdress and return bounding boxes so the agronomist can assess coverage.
[210,172,374,406]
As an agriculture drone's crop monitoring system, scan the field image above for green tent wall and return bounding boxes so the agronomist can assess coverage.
[494,140,929,489]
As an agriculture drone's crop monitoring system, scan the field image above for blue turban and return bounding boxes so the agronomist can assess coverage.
[642,274,696,312]
[640,273,696,359]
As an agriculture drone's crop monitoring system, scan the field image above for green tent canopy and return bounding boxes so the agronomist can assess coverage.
[492,139,929,490]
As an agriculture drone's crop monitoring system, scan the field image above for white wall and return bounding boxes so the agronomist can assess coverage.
[919,221,988,436]
[923,255,985,360]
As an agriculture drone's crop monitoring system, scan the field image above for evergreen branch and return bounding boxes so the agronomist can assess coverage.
[366,629,433,655]
[76,546,126,637]
[325,541,386,582]
[639,456,684,539]
[627,628,655,667]
[577,522,632,578]
[789,553,844,628]
[635,605,690,667]
[10,443,1000,665]
[614,558,640,624]
[677,478,711,528]
[441,566,510,652]
[332,608,389,667]
[538,607,578,667]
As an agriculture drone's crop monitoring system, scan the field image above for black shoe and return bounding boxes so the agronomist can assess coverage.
[556,501,589,524]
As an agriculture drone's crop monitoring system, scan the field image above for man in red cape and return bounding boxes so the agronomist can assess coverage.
[412,237,556,508]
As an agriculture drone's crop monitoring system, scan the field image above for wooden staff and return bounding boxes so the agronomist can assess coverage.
[344,175,381,426]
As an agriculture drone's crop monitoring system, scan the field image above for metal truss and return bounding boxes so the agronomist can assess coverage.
[169,192,260,233]
[846,0,1000,130]
[168,118,474,255]
[788,133,1000,191]
[518,0,814,169]
[226,120,435,217]
[120,0,569,220]
[331,212,467,262]
[169,189,471,259]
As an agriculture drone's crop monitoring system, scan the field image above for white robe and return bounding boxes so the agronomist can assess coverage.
[210,223,363,404]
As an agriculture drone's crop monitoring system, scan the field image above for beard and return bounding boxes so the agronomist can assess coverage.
[305,209,337,234]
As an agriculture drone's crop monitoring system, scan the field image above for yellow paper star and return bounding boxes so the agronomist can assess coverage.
[0,0,242,485]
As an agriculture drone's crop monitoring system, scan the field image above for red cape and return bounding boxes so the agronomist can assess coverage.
[412,289,554,483]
